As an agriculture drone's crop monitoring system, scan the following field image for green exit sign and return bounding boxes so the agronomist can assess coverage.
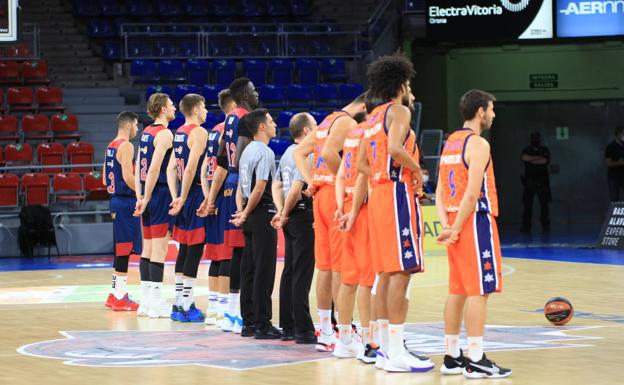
[530,73,558,89]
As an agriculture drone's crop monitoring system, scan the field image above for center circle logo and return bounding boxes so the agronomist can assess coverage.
[500,0,531,12]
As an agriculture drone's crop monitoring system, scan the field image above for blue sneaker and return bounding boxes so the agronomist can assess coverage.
[179,303,205,323]
[220,312,236,331]
[170,305,181,321]
[233,316,243,334]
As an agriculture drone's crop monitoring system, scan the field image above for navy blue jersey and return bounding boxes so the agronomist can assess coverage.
[105,138,133,197]
[173,124,206,184]
[206,122,224,182]
[222,107,248,173]
[139,124,173,188]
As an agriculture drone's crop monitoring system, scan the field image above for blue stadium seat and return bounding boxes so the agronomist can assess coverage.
[269,137,292,157]
[155,41,177,57]
[73,1,100,16]
[243,60,267,87]
[213,59,236,86]
[296,59,319,85]
[158,59,185,82]
[234,42,253,56]
[312,41,332,55]
[270,59,292,86]
[213,0,234,16]
[258,84,286,108]
[156,0,182,16]
[170,112,185,130]
[100,0,124,16]
[127,0,154,16]
[209,41,229,56]
[179,41,199,57]
[240,0,265,17]
[261,41,278,56]
[287,84,313,108]
[127,42,153,58]
[102,41,122,60]
[145,85,173,101]
[277,110,295,129]
[187,59,211,86]
[184,0,211,16]
[205,112,218,129]
[290,0,311,16]
[130,60,159,83]
[309,110,329,124]
[313,84,339,108]
[287,41,306,56]
[87,19,116,38]
[173,84,200,104]
[201,84,225,108]
[321,58,348,82]
[268,0,290,16]
[339,83,364,104]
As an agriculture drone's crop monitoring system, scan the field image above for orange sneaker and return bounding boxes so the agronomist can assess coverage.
[105,293,115,308]
[111,294,139,311]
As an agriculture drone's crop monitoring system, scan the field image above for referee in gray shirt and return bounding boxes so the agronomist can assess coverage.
[231,108,281,339]
[272,112,317,344]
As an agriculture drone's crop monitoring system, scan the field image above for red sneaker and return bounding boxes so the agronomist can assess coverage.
[105,293,115,308]
[111,294,139,311]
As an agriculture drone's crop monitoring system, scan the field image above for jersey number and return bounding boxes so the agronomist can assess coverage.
[369,141,377,160]
[344,152,353,179]
[449,170,456,198]
[207,157,216,181]
[226,142,236,168]
[107,171,115,194]
[176,158,185,181]
[140,157,148,182]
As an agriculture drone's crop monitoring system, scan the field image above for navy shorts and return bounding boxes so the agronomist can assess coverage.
[110,196,142,256]
[172,184,205,246]
[142,184,174,239]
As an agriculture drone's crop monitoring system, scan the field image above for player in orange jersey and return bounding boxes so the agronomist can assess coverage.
[293,96,367,352]
[436,90,511,379]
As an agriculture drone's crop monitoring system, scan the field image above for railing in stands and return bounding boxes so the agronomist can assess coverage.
[367,0,402,56]
[0,163,102,172]
[0,23,40,60]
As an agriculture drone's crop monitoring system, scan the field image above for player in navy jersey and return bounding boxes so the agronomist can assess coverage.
[167,93,208,322]
[133,93,176,318]
[104,112,141,312]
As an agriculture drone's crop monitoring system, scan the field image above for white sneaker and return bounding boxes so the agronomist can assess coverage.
[205,299,219,324]
[375,351,387,370]
[232,316,243,334]
[220,313,236,332]
[137,301,150,317]
[147,300,171,318]
[333,339,363,358]
[384,351,435,373]
[316,332,337,352]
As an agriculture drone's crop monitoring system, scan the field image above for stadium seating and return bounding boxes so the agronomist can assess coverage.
[270,59,292,86]
[268,137,291,157]
[7,87,36,114]
[321,58,348,82]
[296,58,320,85]
[287,84,313,108]
[277,110,295,130]
[169,112,185,129]
[0,173,19,207]
[37,143,65,174]
[36,87,65,113]
[66,142,94,172]
[21,173,49,206]
[84,171,109,201]
[313,83,339,108]
[338,83,365,104]
[309,110,329,124]
[0,115,19,142]
[243,59,267,87]
[52,173,85,203]
[22,114,52,142]
[50,113,81,141]
[187,59,211,86]
[4,143,34,165]
[145,84,173,101]
[158,59,186,83]
[173,84,199,104]
[130,59,159,84]
[213,59,236,85]
[0,61,20,85]
[258,84,285,108]
[201,84,225,108]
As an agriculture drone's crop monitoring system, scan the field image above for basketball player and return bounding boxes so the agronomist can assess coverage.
[293,96,367,352]
[104,112,141,311]
[204,78,259,334]
[167,94,208,322]
[197,89,236,325]
[133,93,176,318]
[436,89,511,379]
[353,54,433,372]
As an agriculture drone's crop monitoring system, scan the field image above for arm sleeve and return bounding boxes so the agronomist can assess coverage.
[216,139,228,168]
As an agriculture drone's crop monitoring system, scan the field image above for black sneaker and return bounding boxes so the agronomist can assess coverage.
[463,354,512,379]
[440,349,465,375]
[281,329,295,341]
[255,326,283,340]
[360,344,378,364]
[295,331,317,344]
[241,325,255,337]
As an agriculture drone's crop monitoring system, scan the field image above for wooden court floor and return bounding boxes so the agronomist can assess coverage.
[0,253,622,385]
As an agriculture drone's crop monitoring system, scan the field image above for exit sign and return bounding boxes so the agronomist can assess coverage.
[530,73,558,89]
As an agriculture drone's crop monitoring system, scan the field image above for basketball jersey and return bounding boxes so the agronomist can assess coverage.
[173,124,205,184]
[342,122,365,200]
[438,128,499,216]
[223,107,249,173]
[105,138,133,197]
[206,122,224,182]
[139,124,173,188]
[312,110,350,188]
[363,102,419,187]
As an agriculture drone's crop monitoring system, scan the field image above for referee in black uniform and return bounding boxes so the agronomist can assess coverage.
[272,112,317,344]
[231,108,281,339]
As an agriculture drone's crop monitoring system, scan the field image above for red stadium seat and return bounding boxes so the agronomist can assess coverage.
[0,173,19,207]
[7,44,32,58]
[4,143,33,165]
[66,141,94,172]
[52,172,84,203]
[21,173,49,206]
[22,113,52,142]
[36,87,64,113]
[0,115,19,142]
[50,113,80,141]
[37,142,64,174]
[84,171,109,200]
[22,61,50,85]
[0,144,3,164]
[7,87,36,114]
[0,61,20,85]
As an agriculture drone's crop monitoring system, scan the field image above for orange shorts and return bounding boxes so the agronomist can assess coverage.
[341,200,375,286]
[313,184,342,272]
[368,182,424,274]
[447,211,503,296]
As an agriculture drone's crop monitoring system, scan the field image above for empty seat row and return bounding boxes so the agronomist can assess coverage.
[0,113,79,142]
[0,142,93,171]
[0,87,64,115]
[0,44,33,59]
[0,61,50,86]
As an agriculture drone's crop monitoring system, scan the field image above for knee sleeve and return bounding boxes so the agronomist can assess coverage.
[115,255,130,274]
[175,244,188,274]
[219,260,231,278]
[229,247,242,291]
[182,244,204,278]
[208,260,221,277]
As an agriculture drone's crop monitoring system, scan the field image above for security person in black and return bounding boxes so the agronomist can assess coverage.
[521,131,551,233]
[272,112,317,344]
[230,109,281,339]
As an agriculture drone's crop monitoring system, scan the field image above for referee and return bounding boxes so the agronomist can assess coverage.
[231,108,281,339]
[273,112,317,344]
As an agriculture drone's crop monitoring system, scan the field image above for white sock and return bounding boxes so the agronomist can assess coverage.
[114,275,127,299]
[174,275,183,306]
[140,281,151,304]
[362,327,370,345]
[445,334,461,358]
[338,324,352,344]
[378,319,389,353]
[319,309,332,335]
[111,274,116,293]
[468,336,483,362]
[335,311,340,325]
[370,320,379,346]
[388,323,406,358]
[208,291,218,301]
[182,278,195,311]
[228,293,240,316]
[151,282,163,303]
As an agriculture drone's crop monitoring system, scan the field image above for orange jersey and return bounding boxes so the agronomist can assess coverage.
[363,102,419,187]
[312,110,351,188]
[438,128,499,216]
[342,122,366,200]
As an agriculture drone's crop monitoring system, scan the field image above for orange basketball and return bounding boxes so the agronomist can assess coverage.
[544,297,574,326]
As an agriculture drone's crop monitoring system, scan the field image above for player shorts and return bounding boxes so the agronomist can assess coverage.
[110,196,142,257]
[341,200,374,286]
[142,184,173,239]
[447,211,503,296]
[222,172,245,248]
[204,184,233,261]
[313,184,342,272]
[367,181,424,274]
[172,184,205,246]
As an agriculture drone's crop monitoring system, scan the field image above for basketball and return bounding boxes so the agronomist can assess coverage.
[544,297,574,326]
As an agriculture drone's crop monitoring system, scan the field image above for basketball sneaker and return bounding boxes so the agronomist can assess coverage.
[333,339,363,359]
[170,305,181,321]
[315,331,337,352]
[220,312,236,332]
[204,297,219,325]
[110,294,139,311]
[358,343,378,364]
[105,293,115,308]
[233,316,243,334]
[178,303,205,323]
[440,349,466,375]
[148,300,171,318]
[463,354,511,379]
[384,351,435,373]
[374,350,387,370]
